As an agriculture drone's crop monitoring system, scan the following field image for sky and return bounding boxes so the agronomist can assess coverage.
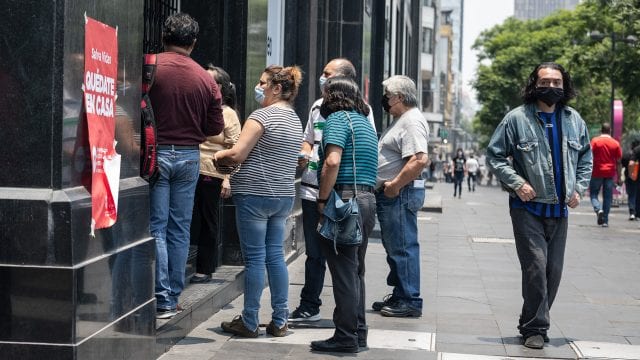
[461,0,514,102]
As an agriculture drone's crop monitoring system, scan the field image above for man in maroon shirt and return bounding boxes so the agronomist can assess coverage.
[148,13,224,319]
[589,123,622,227]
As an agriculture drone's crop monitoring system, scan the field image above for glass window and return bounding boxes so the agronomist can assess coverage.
[422,27,433,54]
[245,0,268,118]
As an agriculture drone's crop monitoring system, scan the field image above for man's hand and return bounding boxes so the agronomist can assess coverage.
[515,182,536,202]
[567,191,581,208]
[221,178,231,199]
[383,181,401,198]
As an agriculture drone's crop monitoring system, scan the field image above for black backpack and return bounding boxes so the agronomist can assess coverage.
[140,54,159,184]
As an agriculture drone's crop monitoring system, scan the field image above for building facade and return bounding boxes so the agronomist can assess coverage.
[514,0,580,20]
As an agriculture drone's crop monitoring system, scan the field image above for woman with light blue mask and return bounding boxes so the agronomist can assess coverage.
[215,65,304,338]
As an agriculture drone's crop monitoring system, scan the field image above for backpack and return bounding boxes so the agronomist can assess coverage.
[140,54,159,184]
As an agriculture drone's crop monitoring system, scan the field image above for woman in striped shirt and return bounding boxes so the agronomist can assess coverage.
[216,65,303,338]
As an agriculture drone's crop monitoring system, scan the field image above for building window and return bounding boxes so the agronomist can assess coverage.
[422,79,433,112]
[421,27,433,54]
[422,0,433,7]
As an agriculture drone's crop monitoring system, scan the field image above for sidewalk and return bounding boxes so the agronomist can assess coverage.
[160,182,640,360]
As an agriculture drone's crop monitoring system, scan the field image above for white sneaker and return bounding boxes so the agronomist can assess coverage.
[630,214,636,221]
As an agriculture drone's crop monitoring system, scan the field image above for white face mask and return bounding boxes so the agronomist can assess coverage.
[319,76,327,91]
[254,86,265,104]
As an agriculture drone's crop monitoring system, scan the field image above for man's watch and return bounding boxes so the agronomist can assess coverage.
[316,198,328,204]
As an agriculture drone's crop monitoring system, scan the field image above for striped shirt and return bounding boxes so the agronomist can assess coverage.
[510,110,567,217]
[319,110,378,187]
[230,106,303,197]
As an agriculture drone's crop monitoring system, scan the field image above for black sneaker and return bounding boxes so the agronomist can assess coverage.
[221,315,259,338]
[289,307,321,322]
[380,302,422,317]
[597,210,605,225]
[372,294,397,311]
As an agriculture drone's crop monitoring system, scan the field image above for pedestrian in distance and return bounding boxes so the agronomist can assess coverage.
[487,62,592,349]
[149,13,224,320]
[452,148,466,198]
[217,65,303,338]
[291,58,375,323]
[372,75,429,318]
[589,122,622,227]
[621,139,640,220]
[310,76,378,353]
[466,154,479,192]
[189,65,241,284]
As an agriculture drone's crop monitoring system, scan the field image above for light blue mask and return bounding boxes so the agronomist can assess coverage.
[319,76,327,91]
[254,86,265,104]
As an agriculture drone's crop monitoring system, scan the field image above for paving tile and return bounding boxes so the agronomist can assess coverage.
[571,340,640,359]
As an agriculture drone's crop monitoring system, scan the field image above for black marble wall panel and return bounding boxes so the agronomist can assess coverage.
[0,179,149,266]
[0,1,62,188]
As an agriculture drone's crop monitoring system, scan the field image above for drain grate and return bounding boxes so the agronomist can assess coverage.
[470,236,515,244]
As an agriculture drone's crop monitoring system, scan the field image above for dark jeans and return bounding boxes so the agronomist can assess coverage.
[467,173,477,191]
[453,171,464,196]
[319,191,376,346]
[510,208,568,338]
[190,175,223,275]
[626,177,639,216]
[297,199,326,312]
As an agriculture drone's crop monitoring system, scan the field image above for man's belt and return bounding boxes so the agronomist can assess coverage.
[334,184,374,193]
[157,144,199,150]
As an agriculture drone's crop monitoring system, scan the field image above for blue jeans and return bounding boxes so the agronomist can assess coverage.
[150,149,200,310]
[297,199,326,312]
[234,195,294,331]
[589,177,614,223]
[376,184,425,310]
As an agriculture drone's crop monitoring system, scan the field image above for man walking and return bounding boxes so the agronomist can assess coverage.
[291,58,375,322]
[149,13,224,319]
[589,123,622,227]
[466,154,479,192]
[372,75,429,318]
[487,62,592,349]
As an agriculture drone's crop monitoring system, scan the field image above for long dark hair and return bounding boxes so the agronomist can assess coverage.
[522,62,576,106]
[207,64,237,110]
[319,76,370,119]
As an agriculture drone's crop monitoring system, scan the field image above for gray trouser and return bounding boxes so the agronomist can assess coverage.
[510,208,568,338]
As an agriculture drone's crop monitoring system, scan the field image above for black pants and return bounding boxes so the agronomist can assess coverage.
[319,191,376,346]
[510,208,567,338]
[190,175,223,274]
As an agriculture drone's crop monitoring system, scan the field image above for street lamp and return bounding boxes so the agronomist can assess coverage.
[589,30,638,136]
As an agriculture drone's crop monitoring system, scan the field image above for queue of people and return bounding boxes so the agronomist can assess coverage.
[148,12,636,354]
[147,13,429,351]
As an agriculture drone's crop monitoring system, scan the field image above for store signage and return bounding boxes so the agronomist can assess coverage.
[83,15,120,235]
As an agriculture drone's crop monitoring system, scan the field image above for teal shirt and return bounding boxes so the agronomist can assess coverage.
[319,110,378,187]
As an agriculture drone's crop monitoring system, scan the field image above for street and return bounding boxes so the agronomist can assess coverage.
[160,182,640,360]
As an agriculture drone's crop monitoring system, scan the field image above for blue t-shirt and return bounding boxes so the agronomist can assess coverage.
[319,110,378,187]
[510,110,567,217]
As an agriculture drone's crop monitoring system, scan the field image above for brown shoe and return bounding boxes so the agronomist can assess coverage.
[266,321,288,337]
[221,315,259,338]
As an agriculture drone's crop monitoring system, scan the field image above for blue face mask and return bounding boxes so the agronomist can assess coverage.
[254,86,265,104]
[319,76,327,91]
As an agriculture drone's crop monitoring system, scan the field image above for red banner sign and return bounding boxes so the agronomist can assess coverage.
[84,16,120,234]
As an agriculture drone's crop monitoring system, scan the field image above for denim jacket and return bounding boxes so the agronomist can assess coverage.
[487,103,593,204]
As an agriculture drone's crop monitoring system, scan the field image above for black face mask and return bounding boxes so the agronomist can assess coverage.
[381,94,391,112]
[535,87,564,106]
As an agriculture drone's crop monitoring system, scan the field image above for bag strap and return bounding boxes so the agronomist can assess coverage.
[343,111,357,198]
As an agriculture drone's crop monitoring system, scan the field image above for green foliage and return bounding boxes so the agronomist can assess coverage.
[472,0,640,143]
